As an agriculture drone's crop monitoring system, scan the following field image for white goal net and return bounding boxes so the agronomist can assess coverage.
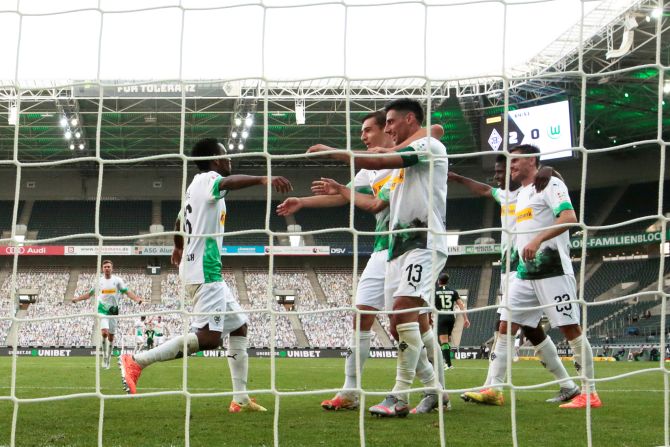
[0,1,668,446]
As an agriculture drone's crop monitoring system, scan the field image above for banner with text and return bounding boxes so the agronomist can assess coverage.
[0,346,483,359]
[1,231,666,257]
[0,246,64,256]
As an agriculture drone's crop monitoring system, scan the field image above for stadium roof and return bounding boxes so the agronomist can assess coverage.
[0,0,666,168]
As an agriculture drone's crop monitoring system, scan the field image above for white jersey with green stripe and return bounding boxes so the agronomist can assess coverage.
[94,275,127,316]
[514,177,574,280]
[180,171,227,285]
[352,169,392,253]
[379,136,448,260]
[491,187,520,273]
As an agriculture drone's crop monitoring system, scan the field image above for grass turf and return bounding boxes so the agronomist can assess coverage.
[0,357,666,447]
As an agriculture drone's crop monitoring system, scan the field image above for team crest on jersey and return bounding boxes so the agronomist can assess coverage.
[515,207,533,223]
[220,211,226,225]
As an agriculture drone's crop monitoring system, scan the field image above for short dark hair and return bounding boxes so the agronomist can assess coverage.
[510,144,541,168]
[361,110,386,129]
[384,98,424,125]
[438,272,449,284]
[192,138,223,172]
[102,260,113,266]
[495,153,507,164]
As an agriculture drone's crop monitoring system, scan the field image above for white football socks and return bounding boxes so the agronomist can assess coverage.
[392,322,422,403]
[342,330,372,397]
[483,331,499,387]
[134,333,200,368]
[569,335,596,393]
[488,333,509,390]
[534,336,577,390]
[227,336,250,404]
[421,330,444,389]
[105,339,113,364]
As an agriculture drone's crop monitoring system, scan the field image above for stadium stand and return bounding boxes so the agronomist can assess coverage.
[602,182,664,231]
[314,268,392,348]
[243,269,300,347]
[0,200,23,233]
[0,254,667,349]
[30,201,95,243]
[100,201,152,237]
[446,197,487,244]
[295,206,376,252]
[30,201,151,244]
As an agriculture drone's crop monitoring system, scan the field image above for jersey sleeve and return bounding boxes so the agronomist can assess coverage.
[397,137,445,167]
[117,277,129,294]
[491,188,503,204]
[543,177,574,217]
[204,172,227,202]
[346,170,374,195]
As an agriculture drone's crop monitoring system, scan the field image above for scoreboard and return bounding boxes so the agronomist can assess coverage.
[480,100,573,161]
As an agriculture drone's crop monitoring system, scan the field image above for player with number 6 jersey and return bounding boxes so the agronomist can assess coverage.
[119,138,292,415]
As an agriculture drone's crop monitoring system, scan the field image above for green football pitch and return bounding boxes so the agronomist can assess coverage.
[0,357,666,447]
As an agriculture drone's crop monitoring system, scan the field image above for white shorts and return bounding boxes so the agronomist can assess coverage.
[501,274,580,328]
[100,317,116,335]
[187,281,247,334]
[135,336,143,345]
[496,271,518,315]
[384,248,448,310]
[355,250,387,310]
[155,336,165,346]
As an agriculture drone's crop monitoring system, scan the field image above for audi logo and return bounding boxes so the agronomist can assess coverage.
[3,246,25,255]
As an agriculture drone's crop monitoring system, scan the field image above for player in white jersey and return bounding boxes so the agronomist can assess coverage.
[505,144,600,409]
[153,316,167,347]
[134,316,147,353]
[119,138,292,414]
[281,111,446,413]
[312,99,450,417]
[450,156,580,405]
[73,260,143,369]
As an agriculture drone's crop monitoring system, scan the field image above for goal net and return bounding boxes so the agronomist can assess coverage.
[0,1,667,446]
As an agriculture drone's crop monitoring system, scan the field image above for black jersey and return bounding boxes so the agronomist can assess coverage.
[434,285,460,312]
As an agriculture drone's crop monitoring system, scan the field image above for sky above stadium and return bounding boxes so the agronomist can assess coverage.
[0,0,636,84]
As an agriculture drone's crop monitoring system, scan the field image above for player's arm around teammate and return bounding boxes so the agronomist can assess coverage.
[306,124,444,170]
